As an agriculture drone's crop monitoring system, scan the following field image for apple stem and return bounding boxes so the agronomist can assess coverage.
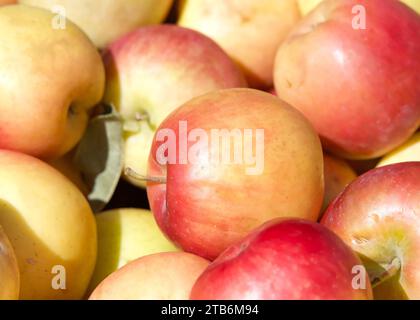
[124,167,167,184]
[370,257,401,288]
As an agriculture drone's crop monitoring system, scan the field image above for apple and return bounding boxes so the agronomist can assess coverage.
[191,218,372,300]
[0,225,19,300]
[298,0,420,16]
[322,153,357,212]
[0,0,15,5]
[88,208,179,293]
[0,150,97,299]
[401,0,420,13]
[146,88,324,260]
[103,25,246,188]
[89,252,209,300]
[297,0,323,16]
[321,162,420,299]
[377,132,420,167]
[0,5,104,160]
[178,0,301,89]
[18,0,174,48]
[274,0,420,159]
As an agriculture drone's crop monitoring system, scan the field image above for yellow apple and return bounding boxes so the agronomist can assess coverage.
[401,0,420,13]
[297,0,323,16]
[89,252,209,300]
[0,150,97,299]
[0,225,19,300]
[0,5,104,160]
[178,0,301,89]
[88,208,179,293]
[19,0,174,48]
[377,132,420,167]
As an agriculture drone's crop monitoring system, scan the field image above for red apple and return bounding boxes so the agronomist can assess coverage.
[89,252,209,300]
[321,162,420,299]
[103,25,246,188]
[190,218,373,300]
[146,88,324,260]
[274,0,420,159]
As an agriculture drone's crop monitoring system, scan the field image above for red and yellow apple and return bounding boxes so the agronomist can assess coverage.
[377,132,420,167]
[0,150,97,299]
[19,0,174,48]
[178,0,301,89]
[274,0,420,159]
[103,25,246,188]
[0,5,104,160]
[322,153,357,212]
[322,162,420,299]
[0,226,19,300]
[89,252,209,300]
[147,88,324,260]
[191,218,373,300]
[88,208,179,293]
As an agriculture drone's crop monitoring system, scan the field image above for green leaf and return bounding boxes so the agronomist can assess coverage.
[74,104,123,213]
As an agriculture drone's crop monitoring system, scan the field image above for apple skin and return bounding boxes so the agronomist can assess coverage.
[89,252,209,300]
[0,0,16,5]
[147,88,324,260]
[321,162,420,299]
[104,25,246,188]
[19,0,174,48]
[178,0,300,89]
[0,150,97,299]
[0,225,19,300]
[0,5,104,160]
[322,154,357,212]
[87,208,179,293]
[298,0,420,16]
[274,0,420,159]
[191,218,372,300]
[297,0,323,15]
[377,132,420,167]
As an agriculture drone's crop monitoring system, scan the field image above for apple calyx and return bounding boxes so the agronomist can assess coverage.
[369,257,401,289]
[124,167,166,184]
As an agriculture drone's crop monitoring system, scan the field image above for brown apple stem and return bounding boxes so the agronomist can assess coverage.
[370,257,401,288]
[124,167,166,184]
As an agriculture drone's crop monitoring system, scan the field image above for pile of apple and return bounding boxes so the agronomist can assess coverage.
[0,0,419,300]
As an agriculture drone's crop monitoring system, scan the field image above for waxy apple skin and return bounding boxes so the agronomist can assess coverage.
[191,219,372,300]
[89,252,209,300]
[0,5,105,160]
[147,88,324,260]
[0,226,19,300]
[274,0,420,159]
[321,162,420,299]
[19,0,174,48]
[178,0,301,89]
[0,150,97,300]
[104,25,246,188]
